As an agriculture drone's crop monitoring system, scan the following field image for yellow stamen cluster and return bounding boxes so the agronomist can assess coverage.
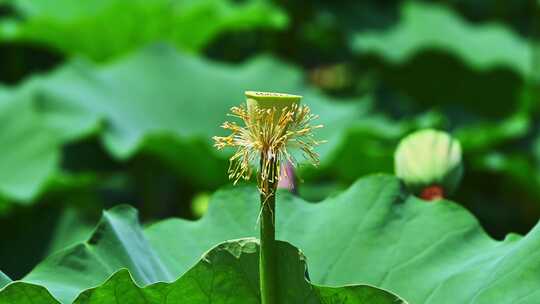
[213,103,324,198]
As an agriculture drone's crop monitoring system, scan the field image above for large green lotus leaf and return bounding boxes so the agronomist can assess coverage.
[0,90,61,202]
[18,45,307,189]
[0,206,403,303]
[0,0,287,61]
[0,84,100,203]
[351,2,530,121]
[352,2,531,77]
[0,44,419,202]
[5,175,540,303]
[0,272,10,289]
[148,175,540,303]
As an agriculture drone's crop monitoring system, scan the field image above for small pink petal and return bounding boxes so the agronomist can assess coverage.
[278,161,296,193]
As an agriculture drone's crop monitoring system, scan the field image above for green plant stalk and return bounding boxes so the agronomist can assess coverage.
[259,156,278,304]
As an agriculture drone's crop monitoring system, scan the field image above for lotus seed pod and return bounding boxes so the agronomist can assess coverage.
[245,91,302,112]
[395,129,463,197]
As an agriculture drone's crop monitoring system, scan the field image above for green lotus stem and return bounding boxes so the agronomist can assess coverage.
[213,90,324,304]
[259,156,278,304]
[248,92,301,304]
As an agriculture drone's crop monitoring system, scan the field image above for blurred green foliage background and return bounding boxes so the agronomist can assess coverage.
[0,0,538,280]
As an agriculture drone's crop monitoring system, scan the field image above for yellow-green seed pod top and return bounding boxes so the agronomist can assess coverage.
[245,91,302,112]
[395,129,463,196]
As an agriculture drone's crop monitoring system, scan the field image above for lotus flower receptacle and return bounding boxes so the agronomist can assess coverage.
[214,90,323,198]
[245,91,302,112]
[395,129,463,199]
